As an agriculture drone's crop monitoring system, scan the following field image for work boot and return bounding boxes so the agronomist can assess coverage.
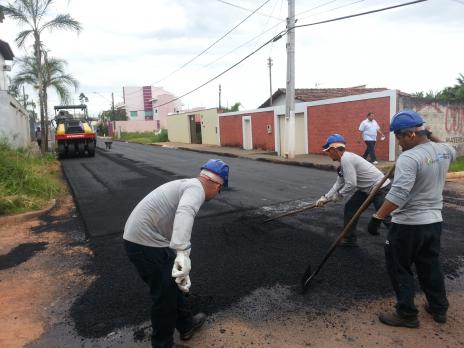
[180,313,206,341]
[339,236,358,247]
[379,312,419,328]
[424,304,447,324]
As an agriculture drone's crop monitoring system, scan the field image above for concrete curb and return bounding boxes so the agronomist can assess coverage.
[0,199,57,225]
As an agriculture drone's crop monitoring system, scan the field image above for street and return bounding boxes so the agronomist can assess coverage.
[51,140,464,346]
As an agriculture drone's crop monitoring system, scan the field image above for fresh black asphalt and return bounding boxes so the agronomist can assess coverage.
[61,141,464,338]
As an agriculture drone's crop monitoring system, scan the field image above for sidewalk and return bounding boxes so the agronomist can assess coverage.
[150,142,393,172]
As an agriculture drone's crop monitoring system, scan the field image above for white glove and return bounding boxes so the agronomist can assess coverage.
[175,275,191,293]
[316,195,329,207]
[380,136,386,141]
[172,249,191,279]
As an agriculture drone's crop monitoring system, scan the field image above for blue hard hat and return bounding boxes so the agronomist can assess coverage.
[201,159,229,187]
[322,134,346,151]
[390,110,424,134]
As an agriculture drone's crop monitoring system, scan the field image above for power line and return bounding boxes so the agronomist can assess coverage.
[200,7,284,70]
[298,0,366,21]
[122,0,349,99]
[153,0,428,109]
[153,0,273,85]
[293,0,428,29]
[153,31,286,109]
[296,0,339,17]
[215,0,283,20]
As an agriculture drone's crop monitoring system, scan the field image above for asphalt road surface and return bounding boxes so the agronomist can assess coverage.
[61,141,464,339]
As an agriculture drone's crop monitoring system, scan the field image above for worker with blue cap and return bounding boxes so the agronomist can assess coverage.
[316,133,391,247]
[370,110,456,328]
[123,159,229,348]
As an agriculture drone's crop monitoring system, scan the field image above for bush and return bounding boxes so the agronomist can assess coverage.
[119,129,169,144]
[0,141,66,215]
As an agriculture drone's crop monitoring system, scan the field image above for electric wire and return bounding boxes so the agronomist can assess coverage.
[215,0,283,20]
[153,0,273,85]
[293,0,427,30]
[298,0,366,21]
[153,0,428,109]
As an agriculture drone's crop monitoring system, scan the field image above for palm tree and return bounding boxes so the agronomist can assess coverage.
[1,0,81,153]
[12,55,79,127]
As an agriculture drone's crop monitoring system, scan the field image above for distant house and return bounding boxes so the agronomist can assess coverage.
[0,38,30,148]
[114,86,181,134]
[259,87,387,108]
[219,87,464,160]
[167,107,220,145]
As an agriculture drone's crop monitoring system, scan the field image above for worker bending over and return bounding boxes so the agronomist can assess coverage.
[123,159,229,348]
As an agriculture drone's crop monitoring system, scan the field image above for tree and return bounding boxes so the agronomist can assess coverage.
[79,92,88,104]
[1,0,82,154]
[222,102,242,112]
[12,54,79,129]
[100,108,127,121]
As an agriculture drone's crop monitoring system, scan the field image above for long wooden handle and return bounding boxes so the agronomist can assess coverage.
[302,165,395,291]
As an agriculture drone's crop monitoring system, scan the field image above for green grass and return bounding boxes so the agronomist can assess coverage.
[0,141,66,216]
[118,129,169,144]
[449,156,464,172]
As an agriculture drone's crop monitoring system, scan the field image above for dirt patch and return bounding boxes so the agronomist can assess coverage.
[0,195,89,348]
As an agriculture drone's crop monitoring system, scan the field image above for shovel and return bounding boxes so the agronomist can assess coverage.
[301,165,395,293]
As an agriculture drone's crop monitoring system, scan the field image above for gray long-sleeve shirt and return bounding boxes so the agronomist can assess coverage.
[386,142,456,225]
[325,151,389,200]
[123,178,205,250]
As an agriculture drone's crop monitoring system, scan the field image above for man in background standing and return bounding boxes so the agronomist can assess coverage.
[359,112,386,164]
[35,126,42,149]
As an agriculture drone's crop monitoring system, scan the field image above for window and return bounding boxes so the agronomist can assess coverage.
[144,111,153,117]
[130,111,137,117]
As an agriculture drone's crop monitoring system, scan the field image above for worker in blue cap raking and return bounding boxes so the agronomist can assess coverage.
[370,110,456,328]
[316,133,392,247]
[123,159,229,348]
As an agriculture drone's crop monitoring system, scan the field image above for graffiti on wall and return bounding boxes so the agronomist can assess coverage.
[413,102,464,155]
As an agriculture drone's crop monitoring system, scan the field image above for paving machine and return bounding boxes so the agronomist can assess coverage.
[54,105,96,158]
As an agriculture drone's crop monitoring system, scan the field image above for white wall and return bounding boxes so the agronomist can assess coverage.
[0,91,31,148]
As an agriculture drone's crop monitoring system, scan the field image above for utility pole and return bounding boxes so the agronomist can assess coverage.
[111,92,116,137]
[267,57,273,106]
[219,84,222,110]
[285,0,296,159]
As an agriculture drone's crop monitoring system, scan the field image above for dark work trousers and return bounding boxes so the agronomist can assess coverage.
[385,222,449,319]
[343,185,391,242]
[362,140,377,162]
[124,240,193,348]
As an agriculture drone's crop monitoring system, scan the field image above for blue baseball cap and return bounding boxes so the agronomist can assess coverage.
[322,134,346,151]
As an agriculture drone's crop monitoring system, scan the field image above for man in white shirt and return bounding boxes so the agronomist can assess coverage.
[359,112,386,164]
[316,134,391,247]
[123,159,229,348]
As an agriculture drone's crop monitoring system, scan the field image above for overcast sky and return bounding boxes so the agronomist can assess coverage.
[1,0,463,117]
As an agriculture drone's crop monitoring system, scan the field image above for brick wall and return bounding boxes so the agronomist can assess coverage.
[251,111,275,151]
[307,97,390,160]
[219,115,243,147]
